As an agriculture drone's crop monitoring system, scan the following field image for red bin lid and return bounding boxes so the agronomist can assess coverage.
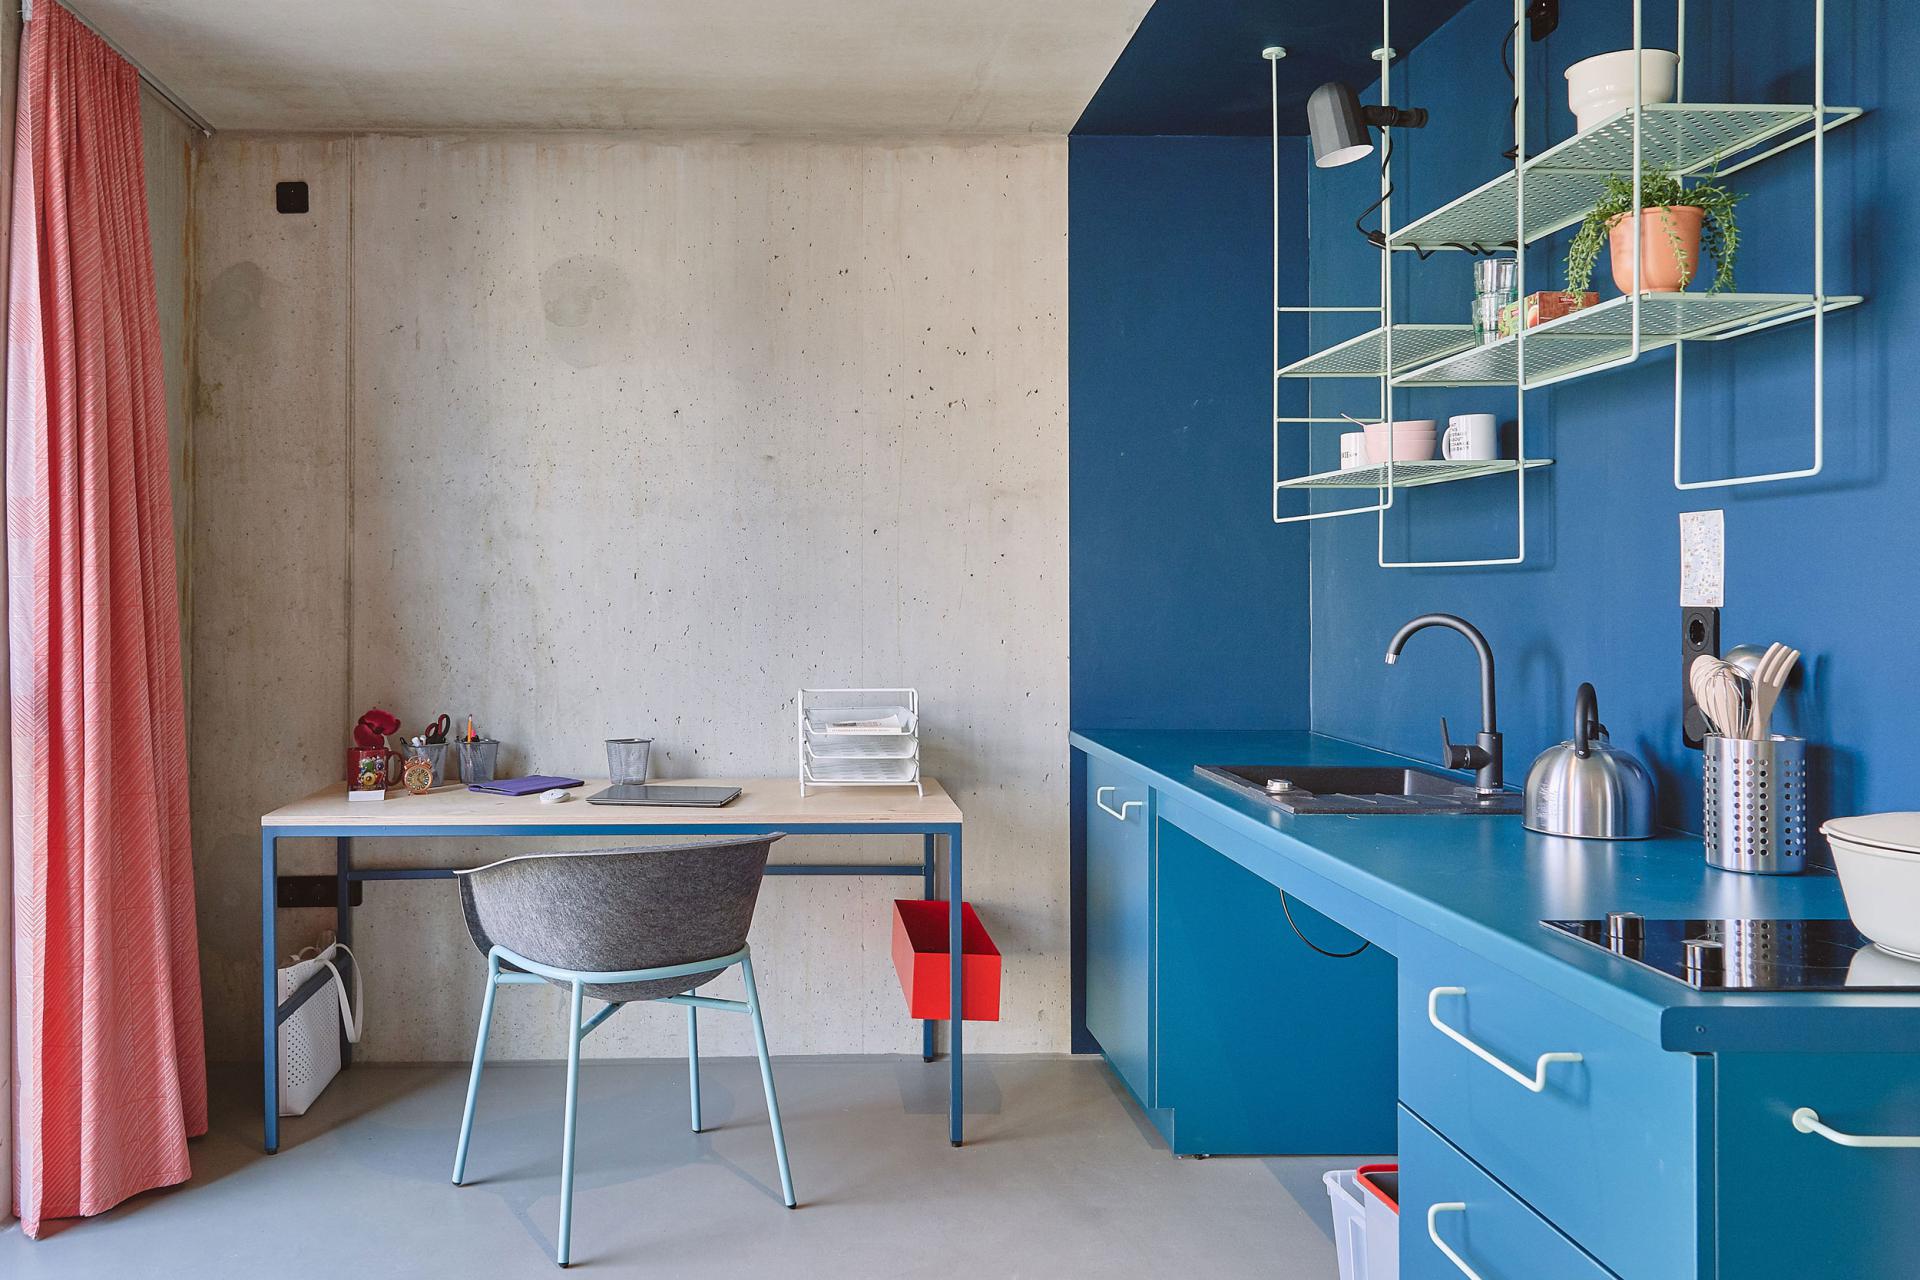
[1355,1164,1399,1213]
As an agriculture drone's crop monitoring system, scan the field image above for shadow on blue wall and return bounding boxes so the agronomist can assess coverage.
[1070,135,1314,730]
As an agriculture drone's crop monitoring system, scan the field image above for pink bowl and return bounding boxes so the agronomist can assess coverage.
[1363,420,1437,464]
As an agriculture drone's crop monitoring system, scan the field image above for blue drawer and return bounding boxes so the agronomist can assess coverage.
[1084,754,1154,1106]
[1400,1107,1616,1280]
[1398,930,1707,1278]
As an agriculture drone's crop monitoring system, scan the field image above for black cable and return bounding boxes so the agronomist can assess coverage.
[1279,889,1371,959]
[1357,119,1513,258]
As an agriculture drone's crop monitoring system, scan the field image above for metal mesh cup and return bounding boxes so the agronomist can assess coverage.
[418,741,449,788]
[606,738,652,784]
[457,738,500,786]
[1703,735,1808,875]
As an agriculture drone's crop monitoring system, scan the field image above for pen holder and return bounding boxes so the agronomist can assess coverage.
[1703,734,1808,875]
[457,738,500,786]
[606,738,652,784]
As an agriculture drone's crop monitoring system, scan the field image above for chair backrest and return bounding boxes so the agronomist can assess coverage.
[455,835,781,1002]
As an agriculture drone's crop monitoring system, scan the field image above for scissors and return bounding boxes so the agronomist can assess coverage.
[420,713,451,744]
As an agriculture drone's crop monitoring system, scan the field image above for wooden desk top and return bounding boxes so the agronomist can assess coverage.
[261,777,962,829]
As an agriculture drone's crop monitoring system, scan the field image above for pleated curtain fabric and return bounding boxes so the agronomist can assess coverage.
[5,1,206,1236]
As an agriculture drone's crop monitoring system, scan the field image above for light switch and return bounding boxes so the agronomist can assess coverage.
[1680,510,1724,608]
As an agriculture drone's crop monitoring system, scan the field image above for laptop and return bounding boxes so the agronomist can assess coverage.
[586,784,742,808]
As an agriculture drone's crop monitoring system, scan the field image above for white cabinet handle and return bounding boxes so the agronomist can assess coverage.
[1427,986,1582,1093]
[1095,786,1143,822]
[1426,1203,1484,1280]
[1793,1107,1920,1148]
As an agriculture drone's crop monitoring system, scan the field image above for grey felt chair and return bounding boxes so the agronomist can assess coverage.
[448,836,795,1267]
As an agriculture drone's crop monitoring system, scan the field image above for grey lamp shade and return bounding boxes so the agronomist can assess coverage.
[1307,81,1375,169]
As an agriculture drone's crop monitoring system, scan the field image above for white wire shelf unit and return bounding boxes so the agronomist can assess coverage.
[1395,293,1864,388]
[1279,459,1553,490]
[1390,103,1860,254]
[1277,324,1476,379]
[1272,0,1859,541]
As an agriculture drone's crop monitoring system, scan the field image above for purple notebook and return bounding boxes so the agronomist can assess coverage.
[468,775,584,796]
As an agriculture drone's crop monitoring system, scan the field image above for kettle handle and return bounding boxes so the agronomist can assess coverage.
[1573,682,1603,758]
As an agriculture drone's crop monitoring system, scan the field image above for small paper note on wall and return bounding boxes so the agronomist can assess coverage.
[1679,510,1725,607]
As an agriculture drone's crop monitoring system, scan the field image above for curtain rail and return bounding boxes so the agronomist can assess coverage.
[22,0,214,134]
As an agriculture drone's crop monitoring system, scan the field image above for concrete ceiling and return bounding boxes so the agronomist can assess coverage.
[68,0,1156,134]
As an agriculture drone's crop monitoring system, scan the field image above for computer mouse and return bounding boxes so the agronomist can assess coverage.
[539,788,572,804]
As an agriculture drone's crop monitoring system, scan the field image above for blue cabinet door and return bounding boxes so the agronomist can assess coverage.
[1715,1052,1920,1278]
[1085,755,1154,1106]
[1155,816,1397,1156]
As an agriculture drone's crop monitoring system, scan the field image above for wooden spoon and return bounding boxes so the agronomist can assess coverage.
[1746,644,1801,740]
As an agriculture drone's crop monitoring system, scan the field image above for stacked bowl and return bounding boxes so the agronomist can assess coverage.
[1362,419,1437,464]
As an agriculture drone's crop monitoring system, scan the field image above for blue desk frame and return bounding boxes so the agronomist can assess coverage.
[261,817,966,1153]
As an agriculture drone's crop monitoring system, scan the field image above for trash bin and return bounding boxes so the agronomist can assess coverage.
[1355,1165,1399,1280]
[1324,1169,1369,1280]
[1325,1165,1399,1280]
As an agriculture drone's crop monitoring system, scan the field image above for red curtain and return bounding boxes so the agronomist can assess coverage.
[6,1,206,1236]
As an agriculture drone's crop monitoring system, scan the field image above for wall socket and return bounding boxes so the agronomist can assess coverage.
[1681,606,1720,749]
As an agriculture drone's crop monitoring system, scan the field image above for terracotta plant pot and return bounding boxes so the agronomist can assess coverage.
[1607,205,1704,293]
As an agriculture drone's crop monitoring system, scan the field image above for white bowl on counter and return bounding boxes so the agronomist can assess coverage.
[1362,420,1437,464]
[1823,812,1920,959]
[1565,49,1678,133]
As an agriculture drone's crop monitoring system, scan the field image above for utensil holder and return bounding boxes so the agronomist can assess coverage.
[1703,735,1808,875]
[417,741,448,788]
[457,738,500,786]
[606,738,652,784]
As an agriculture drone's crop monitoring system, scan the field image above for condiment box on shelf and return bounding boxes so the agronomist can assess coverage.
[1499,290,1598,337]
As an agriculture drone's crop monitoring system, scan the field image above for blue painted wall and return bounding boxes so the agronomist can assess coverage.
[1306,0,1911,832]
[1069,135,1313,729]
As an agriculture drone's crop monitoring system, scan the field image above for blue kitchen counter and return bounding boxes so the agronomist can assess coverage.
[1073,728,1920,1053]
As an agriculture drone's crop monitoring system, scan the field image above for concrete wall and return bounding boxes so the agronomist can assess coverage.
[191,134,1069,1062]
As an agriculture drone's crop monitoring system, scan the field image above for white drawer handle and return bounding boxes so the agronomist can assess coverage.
[1427,985,1583,1093]
[1426,1203,1484,1280]
[1793,1107,1920,1148]
[1095,786,1143,822]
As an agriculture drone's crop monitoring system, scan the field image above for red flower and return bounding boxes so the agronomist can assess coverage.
[353,707,401,747]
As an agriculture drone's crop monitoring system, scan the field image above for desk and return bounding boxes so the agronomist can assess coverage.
[260,777,965,1152]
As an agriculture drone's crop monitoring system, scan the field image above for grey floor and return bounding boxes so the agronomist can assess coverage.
[0,1056,1349,1278]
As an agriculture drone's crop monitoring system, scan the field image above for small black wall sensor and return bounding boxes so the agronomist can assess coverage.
[1527,0,1560,40]
[275,180,309,214]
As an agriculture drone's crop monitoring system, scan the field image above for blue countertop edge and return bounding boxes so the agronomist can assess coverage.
[1072,728,1920,1054]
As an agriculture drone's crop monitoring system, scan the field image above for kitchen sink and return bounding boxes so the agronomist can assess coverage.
[1195,764,1522,815]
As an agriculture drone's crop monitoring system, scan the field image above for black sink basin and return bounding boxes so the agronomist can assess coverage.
[1196,764,1522,815]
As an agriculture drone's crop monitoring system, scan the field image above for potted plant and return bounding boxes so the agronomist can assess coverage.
[1565,168,1741,296]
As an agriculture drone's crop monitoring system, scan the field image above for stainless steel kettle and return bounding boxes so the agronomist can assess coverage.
[1524,683,1655,840]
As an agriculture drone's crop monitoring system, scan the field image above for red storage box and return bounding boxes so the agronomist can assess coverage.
[891,900,1001,1021]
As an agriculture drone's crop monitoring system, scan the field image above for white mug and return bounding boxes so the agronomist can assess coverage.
[1443,413,1498,461]
[1339,431,1367,470]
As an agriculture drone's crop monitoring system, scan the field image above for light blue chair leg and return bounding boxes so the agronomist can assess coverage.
[687,1004,702,1133]
[740,955,796,1208]
[451,958,501,1185]
[557,980,585,1267]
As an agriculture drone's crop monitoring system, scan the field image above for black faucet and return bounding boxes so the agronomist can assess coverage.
[1383,613,1504,794]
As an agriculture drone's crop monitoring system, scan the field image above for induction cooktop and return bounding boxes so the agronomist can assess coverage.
[1543,916,1920,991]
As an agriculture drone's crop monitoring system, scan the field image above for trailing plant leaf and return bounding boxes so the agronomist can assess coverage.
[1564,166,1742,295]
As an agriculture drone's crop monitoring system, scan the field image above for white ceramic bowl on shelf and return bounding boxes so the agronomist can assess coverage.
[1565,49,1678,133]
[1823,813,1920,959]
[1362,420,1437,464]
